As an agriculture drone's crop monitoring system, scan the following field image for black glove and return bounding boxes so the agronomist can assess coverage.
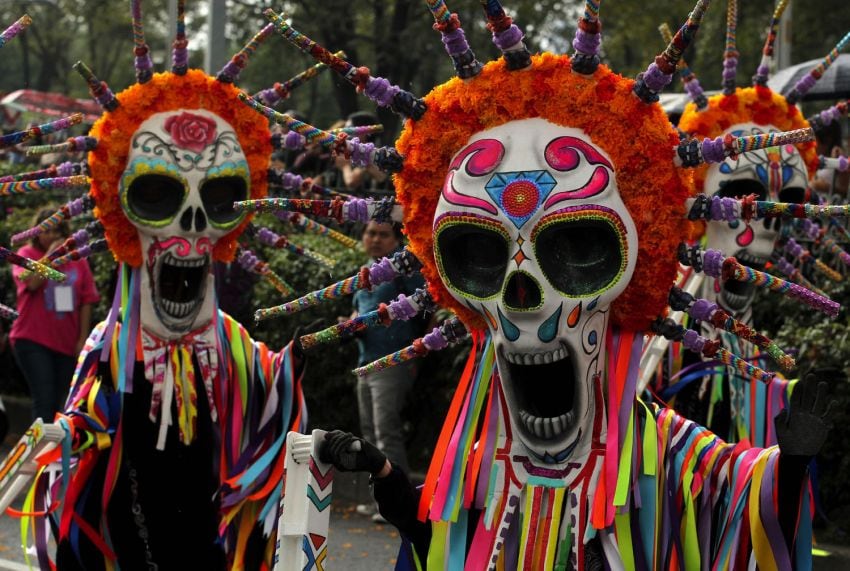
[319,430,388,474]
[775,370,838,458]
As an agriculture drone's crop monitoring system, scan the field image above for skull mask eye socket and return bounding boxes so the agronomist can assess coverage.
[532,207,627,297]
[716,179,767,201]
[200,176,248,228]
[126,173,187,226]
[435,218,510,300]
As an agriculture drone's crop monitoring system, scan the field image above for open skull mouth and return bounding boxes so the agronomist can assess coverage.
[721,249,767,311]
[153,252,209,330]
[499,342,581,449]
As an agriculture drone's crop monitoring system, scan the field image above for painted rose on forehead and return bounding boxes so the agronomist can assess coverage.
[164,111,218,153]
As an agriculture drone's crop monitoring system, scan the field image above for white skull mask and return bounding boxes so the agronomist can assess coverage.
[433,118,638,463]
[120,110,250,340]
[703,122,809,316]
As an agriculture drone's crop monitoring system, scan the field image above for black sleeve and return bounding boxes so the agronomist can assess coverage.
[777,453,810,558]
[371,464,432,563]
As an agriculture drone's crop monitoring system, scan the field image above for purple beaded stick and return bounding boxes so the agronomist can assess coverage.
[131,0,154,83]
[658,22,707,109]
[236,248,294,296]
[353,317,468,376]
[752,0,790,86]
[786,31,850,105]
[172,0,188,75]
[807,100,849,131]
[73,61,118,111]
[675,128,814,167]
[11,194,95,245]
[25,136,98,156]
[0,247,65,282]
[49,239,109,269]
[274,211,358,249]
[0,161,82,184]
[0,175,89,197]
[572,0,602,74]
[251,225,336,269]
[678,244,840,317]
[234,196,402,225]
[255,51,347,107]
[478,0,531,71]
[0,113,82,149]
[633,0,711,103]
[216,23,275,83]
[721,0,738,94]
[264,9,426,120]
[254,249,423,321]
[425,0,483,79]
[687,193,850,222]
[0,14,32,49]
[772,255,826,298]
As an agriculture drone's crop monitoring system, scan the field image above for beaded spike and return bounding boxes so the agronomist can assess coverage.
[300,288,434,350]
[353,317,468,376]
[49,239,109,268]
[234,196,402,225]
[675,128,814,167]
[0,303,18,321]
[0,113,82,149]
[634,0,711,103]
[263,9,426,120]
[0,161,83,184]
[267,170,351,199]
[276,211,358,249]
[651,317,775,382]
[786,31,850,105]
[780,236,842,282]
[0,175,89,197]
[237,248,294,296]
[687,193,850,222]
[25,137,98,156]
[752,0,790,86]
[0,247,66,282]
[255,249,423,321]
[721,0,738,94]
[131,0,154,83]
[216,23,275,83]
[572,0,602,74]
[668,286,794,370]
[425,0,483,79]
[807,100,849,131]
[19,220,105,281]
[677,244,840,317]
[239,93,404,173]
[73,61,118,111]
[172,0,188,75]
[254,51,346,107]
[478,0,532,70]
[819,154,849,173]
[658,23,707,109]
[0,14,32,49]
[11,194,95,245]
[249,224,336,269]
[772,254,827,298]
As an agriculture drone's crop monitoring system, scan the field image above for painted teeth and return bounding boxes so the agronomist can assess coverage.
[165,255,207,268]
[162,299,198,318]
[505,346,567,365]
[519,410,574,439]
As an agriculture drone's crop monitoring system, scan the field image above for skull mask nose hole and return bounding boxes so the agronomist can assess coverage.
[503,270,543,311]
[179,207,193,232]
[195,208,207,232]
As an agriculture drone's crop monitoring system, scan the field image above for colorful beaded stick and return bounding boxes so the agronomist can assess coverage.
[270,125,384,153]
[478,0,531,70]
[0,247,65,282]
[19,221,105,281]
[808,100,849,131]
[678,244,840,317]
[275,212,358,249]
[0,161,83,184]
[633,0,710,103]
[658,22,707,109]
[688,193,850,222]
[752,0,790,86]
[237,248,294,297]
[772,254,827,297]
[0,14,31,49]
[249,224,336,269]
[130,0,153,83]
[172,0,188,75]
[779,236,843,282]
[254,249,422,321]
[25,136,98,156]
[425,0,483,79]
[572,0,602,74]
[667,286,795,370]
[49,239,109,269]
[721,0,738,94]
[234,196,403,225]
[353,317,468,376]
[0,303,18,321]
[819,154,849,172]
[0,175,89,197]
[254,51,347,107]
[675,128,815,167]
[786,31,850,105]
[11,194,95,245]
[216,23,275,83]
[238,93,404,173]
[73,61,118,111]
[0,113,82,149]
[651,317,775,383]
[264,9,426,120]
[266,170,351,199]
[299,288,434,350]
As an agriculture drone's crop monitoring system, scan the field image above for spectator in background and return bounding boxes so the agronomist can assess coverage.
[10,206,100,422]
[812,120,850,203]
[350,220,426,521]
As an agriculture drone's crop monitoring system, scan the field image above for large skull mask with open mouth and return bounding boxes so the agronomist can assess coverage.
[703,122,808,315]
[433,118,638,463]
[121,110,250,339]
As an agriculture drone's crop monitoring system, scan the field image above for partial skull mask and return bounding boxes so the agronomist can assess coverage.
[433,118,638,462]
[121,110,250,339]
[703,122,808,314]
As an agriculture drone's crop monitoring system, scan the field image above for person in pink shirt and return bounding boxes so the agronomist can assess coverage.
[10,205,100,422]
